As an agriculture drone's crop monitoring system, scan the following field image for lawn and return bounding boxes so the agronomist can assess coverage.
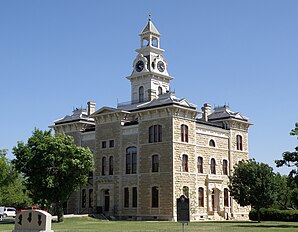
[1,217,298,232]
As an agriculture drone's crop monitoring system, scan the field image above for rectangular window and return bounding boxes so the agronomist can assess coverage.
[102,141,106,149]
[132,187,137,208]
[198,157,203,173]
[149,125,162,143]
[152,155,159,172]
[182,155,188,172]
[82,189,86,208]
[126,147,137,174]
[223,159,228,175]
[89,189,93,208]
[126,154,132,174]
[109,140,114,148]
[124,188,129,208]
[198,188,204,207]
[152,186,159,208]
[109,156,113,175]
[224,189,229,207]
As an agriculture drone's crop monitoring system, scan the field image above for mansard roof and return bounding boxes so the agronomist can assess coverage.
[208,105,249,122]
[53,108,94,125]
[118,92,197,112]
[91,106,130,117]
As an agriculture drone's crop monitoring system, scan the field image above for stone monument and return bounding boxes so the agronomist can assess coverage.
[13,210,53,232]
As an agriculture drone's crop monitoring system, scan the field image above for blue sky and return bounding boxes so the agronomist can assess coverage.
[1,0,297,174]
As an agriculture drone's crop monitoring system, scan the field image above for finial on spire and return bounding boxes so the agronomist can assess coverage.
[148,13,151,21]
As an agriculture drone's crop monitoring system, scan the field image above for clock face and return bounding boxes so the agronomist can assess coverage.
[157,61,165,72]
[135,60,144,72]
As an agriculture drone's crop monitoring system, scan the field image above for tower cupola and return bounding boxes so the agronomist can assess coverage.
[126,18,173,105]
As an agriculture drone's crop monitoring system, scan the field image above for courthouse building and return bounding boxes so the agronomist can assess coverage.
[50,19,252,221]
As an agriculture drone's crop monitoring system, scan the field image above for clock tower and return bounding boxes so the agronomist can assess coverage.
[127,19,173,104]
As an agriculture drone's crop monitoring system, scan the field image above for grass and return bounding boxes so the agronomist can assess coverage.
[1,217,298,232]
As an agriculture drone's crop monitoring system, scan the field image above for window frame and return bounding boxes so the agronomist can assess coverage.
[209,139,216,147]
[124,187,129,208]
[182,154,189,172]
[152,154,159,172]
[139,86,144,102]
[236,135,243,151]
[223,159,228,175]
[198,187,204,207]
[132,187,137,208]
[149,125,162,143]
[151,186,159,208]
[181,124,189,143]
[197,156,203,174]
[126,147,137,174]
[109,156,114,175]
[102,157,106,176]
[224,188,229,207]
[211,158,216,174]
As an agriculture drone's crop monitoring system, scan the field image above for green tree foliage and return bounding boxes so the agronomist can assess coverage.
[13,129,94,222]
[0,149,32,207]
[276,122,298,209]
[273,173,293,210]
[228,159,277,222]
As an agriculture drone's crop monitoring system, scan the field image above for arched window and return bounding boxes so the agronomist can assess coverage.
[124,187,129,208]
[197,156,203,173]
[126,147,137,174]
[149,125,162,143]
[211,158,216,174]
[209,139,216,147]
[139,86,144,102]
[224,188,229,207]
[132,187,137,208]
[152,186,159,208]
[181,124,189,142]
[152,154,159,172]
[183,186,189,198]
[182,154,188,172]
[102,157,106,176]
[223,159,228,175]
[109,156,114,175]
[158,86,162,95]
[236,135,243,151]
[198,187,204,207]
[89,189,93,208]
[82,189,86,208]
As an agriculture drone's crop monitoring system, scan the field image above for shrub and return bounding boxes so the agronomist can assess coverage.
[249,208,298,222]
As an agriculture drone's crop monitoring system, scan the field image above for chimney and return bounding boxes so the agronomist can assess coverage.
[201,103,212,122]
[87,101,96,116]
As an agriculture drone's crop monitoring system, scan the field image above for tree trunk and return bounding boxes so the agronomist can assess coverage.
[56,202,64,223]
[257,208,261,223]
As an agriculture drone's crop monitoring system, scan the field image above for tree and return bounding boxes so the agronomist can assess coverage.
[276,122,298,209]
[273,173,293,210]
[228,159,277,222]
[13,129,94,222]
[0,149,32,207]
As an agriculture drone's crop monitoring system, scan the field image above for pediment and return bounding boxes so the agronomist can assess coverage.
[91,107,118,116]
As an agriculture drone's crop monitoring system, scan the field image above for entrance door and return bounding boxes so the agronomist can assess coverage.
[211,189,220,211]
[104,189,110,212]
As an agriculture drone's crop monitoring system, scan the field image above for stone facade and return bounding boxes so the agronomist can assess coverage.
[50,19,252,221]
